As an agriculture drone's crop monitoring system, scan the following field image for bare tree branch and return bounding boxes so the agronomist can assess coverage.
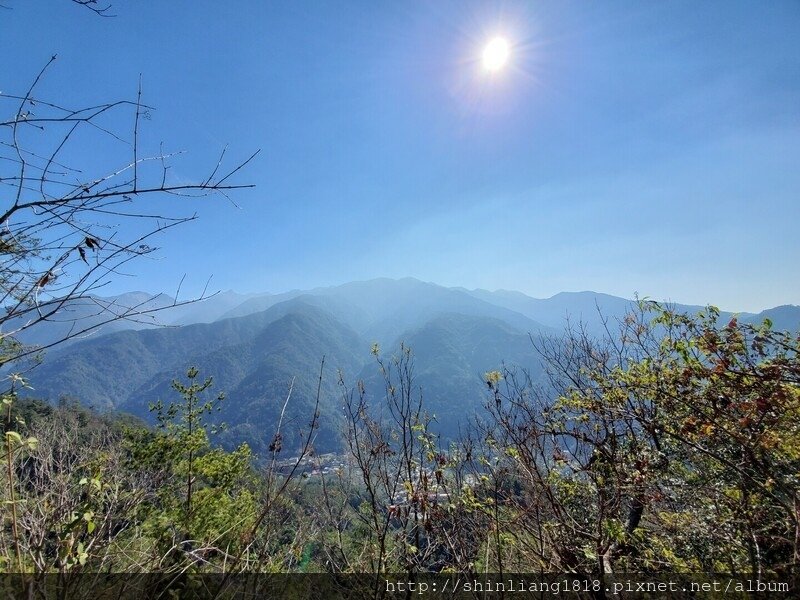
[0,61,257,369]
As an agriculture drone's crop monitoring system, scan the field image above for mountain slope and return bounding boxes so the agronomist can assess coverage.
[220,277,552,343]
[7,292,175,351]
[741,305,800,332]
[360,313,544,441]
[464,288,799,335]
[19,279,797,456]
[119,302,368,454]
[25,298,337,411]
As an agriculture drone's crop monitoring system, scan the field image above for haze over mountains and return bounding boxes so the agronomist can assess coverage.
[18,278,800,455]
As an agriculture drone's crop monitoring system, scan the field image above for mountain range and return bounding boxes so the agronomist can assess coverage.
[15,278,799,456]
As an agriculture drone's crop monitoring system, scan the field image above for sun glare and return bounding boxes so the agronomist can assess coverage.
[482,37,510,71]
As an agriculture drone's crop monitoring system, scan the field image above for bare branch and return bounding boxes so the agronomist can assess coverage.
[1,61,256,368]
[71,0,115,17]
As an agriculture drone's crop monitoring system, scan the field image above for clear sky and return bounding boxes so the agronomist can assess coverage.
[2,1,799,312]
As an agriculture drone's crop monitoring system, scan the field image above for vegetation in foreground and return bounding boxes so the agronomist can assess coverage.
[0,303,797,582]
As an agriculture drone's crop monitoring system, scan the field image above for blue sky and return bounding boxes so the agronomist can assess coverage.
[2,1,799,312]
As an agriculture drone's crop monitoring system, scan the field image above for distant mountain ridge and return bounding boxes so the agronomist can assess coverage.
[10,278,796,351]
[16,278,799,455]
[5,290,265,352]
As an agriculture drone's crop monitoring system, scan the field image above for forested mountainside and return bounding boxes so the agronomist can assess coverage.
[3,301,798,582]
[21,279,799,457]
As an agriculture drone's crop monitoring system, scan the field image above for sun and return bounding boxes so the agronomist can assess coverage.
[482,37,510,71]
